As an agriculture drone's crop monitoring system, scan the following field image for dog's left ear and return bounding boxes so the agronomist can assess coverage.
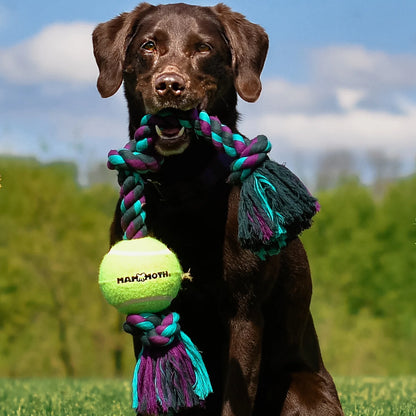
[212,4,268,102]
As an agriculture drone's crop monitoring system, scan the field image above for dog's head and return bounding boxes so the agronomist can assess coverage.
[93,3,268,156]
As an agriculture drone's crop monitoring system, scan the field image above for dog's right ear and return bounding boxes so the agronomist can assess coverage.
[92,3,153,98]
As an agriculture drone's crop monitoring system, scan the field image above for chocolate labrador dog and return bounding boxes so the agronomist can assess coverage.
[93,3,343,416]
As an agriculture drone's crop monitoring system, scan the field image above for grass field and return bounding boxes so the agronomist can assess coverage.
[0,377,415,416]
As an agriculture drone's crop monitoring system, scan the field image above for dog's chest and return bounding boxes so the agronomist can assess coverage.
[143,153,231,276]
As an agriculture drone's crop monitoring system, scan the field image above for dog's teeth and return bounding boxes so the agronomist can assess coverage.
[156,125,163,137]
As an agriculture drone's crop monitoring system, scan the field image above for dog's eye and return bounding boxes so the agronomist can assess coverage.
[196,43,212,53]
[141,41,156,52]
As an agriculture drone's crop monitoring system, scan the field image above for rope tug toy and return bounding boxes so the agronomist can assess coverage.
[98,108,319,415]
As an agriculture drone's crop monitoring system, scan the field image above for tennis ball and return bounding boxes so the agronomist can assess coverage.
[98,237,183,314]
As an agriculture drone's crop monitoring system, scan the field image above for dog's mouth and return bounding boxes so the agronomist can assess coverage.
[155,125,186,141]
[152,108,197,156]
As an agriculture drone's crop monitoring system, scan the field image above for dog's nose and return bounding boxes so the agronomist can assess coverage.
[155,73,186,96]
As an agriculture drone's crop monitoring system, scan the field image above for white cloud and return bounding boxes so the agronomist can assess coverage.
[335,88,366,111]
[311,45,416,91]
[0,22,97,85]
[253,79,336,114]
[240,100,416,154]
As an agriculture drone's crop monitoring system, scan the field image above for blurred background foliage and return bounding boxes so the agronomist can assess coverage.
[0,156,415,378]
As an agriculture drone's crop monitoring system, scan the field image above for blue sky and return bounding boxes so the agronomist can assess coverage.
[1,1,416,184]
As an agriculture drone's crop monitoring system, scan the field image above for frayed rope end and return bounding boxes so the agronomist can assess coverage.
[125,313,212,415]
[238,160,318,259]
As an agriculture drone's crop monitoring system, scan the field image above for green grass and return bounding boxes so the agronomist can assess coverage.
[337,377,416,416]
[0,377,415,415]
[0,379,132,416]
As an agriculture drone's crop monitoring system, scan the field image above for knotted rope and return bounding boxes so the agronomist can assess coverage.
[108,108,318,259]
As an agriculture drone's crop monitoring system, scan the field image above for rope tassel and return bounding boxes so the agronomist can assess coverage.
[238,161,319,259]
[124,313,212,415]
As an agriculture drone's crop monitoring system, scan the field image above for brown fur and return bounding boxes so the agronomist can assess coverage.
[93,3,343,415]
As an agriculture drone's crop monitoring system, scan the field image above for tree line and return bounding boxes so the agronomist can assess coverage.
[0,157,415,377]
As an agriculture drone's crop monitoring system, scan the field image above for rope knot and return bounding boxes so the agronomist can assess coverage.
[126,312,181,348]
[228,135,271,183]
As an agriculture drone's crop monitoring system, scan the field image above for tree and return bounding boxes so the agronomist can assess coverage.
[302,176,416,375]
[0,157,133,377]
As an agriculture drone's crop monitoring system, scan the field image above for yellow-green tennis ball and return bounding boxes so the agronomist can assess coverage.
[98,237,183,314]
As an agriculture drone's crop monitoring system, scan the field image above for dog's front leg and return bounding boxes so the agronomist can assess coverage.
[221,297,263,416]
[221,187,270,416]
